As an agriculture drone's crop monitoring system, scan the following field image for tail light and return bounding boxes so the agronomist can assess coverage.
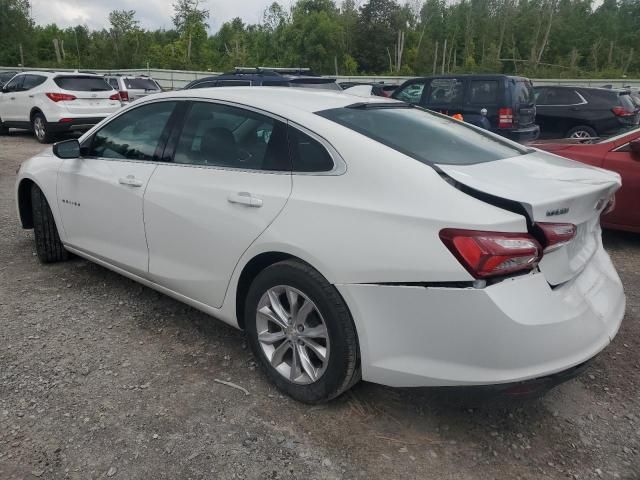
[440,229,541,278]
[498,107,513,128]
[611,106,634,117]
[46,92,76,102]
[119,90,129,101]
[536,222,577,252]
[109,92,121,101]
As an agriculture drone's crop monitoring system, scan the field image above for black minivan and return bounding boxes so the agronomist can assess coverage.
[392,74,539,142]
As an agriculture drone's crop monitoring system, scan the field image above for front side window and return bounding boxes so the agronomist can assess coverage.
[88,101,176,160]
[469,80,499,104]
[3,75,24,92]
[173,102,289,171]
[318,105,528,166]
[426,78,464,105]
[394,81,426,104]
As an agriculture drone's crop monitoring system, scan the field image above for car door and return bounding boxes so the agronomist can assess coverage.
[56,100,178,277]
[0,74,25,121]
[601,142,640,229]
[143,100,292,308]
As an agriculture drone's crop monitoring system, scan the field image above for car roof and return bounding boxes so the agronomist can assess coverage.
[191,73,325,83]
[13,71,105,78]
[408,74,529,81]
[144,86,398,116]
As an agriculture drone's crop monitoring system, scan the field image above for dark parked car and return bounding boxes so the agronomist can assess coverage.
[533,86,639,140]
[339,82,397,97]
[0,71,18,88]
[183,67,341,91]
[391,74,539,142]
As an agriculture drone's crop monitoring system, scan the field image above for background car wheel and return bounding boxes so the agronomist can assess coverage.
[566,125,597,143]
[31,184,69,263]
[0,118,8,135]
[245,259,360,403]
[32,113,54,144]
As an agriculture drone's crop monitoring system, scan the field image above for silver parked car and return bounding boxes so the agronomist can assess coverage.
[104,75,162,103]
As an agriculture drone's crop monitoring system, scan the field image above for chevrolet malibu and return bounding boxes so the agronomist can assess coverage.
[15,88,625,403]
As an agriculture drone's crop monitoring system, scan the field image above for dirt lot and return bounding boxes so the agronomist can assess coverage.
[0,132,638,480]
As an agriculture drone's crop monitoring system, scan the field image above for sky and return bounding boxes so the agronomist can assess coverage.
[30,0,288,33]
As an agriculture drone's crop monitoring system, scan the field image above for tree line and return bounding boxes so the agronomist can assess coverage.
[1,0,639,78]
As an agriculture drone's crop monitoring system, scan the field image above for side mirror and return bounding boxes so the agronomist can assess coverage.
[52,139,80,159]
[630,139,640,158]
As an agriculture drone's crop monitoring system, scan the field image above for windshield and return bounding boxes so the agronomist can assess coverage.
[54,76,112,91]
[124,78,160,90]
[317,105,528,165]
[290,80,342,91]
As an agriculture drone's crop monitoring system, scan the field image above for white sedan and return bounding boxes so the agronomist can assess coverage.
[15,87,625,402]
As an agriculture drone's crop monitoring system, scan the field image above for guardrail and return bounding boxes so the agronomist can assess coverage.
[1,66,639,90]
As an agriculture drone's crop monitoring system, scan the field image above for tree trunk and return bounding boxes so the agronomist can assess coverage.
[432,41,438,75]
[536,0,556,67]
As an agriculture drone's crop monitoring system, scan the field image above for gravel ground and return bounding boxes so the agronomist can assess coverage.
[0,132,639,480]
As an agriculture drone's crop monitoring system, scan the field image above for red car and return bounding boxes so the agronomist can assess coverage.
[533,128,640,233]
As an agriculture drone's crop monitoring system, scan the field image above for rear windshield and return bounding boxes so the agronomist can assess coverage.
[514,80,534,105]
[317,105,528,165]
[290,80,342,91]
[124,78,159,90]
[54,76,112,91]
[619,93,637,111]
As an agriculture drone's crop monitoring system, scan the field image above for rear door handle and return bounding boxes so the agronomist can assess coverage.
[118,175,144,187]
[227,192,263,207]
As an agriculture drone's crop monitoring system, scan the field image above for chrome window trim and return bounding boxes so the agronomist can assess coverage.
[612,142,631,153]
[78,96,346,176]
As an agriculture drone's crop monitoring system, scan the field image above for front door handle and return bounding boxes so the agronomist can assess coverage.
[227,192,263,207]
[118,175,143,187]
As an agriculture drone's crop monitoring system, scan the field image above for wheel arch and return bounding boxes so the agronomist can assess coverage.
[30,107,45,123]
[17,178,37,228]
[234,251,341,331]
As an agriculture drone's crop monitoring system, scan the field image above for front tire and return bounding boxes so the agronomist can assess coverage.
[31,185,69,263]
[245,260,360,403]
[32,113,54,144]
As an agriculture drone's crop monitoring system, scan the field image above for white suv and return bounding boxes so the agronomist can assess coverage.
[0,71,122,143]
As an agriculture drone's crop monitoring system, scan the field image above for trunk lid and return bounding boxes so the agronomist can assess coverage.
[437,150,620,285]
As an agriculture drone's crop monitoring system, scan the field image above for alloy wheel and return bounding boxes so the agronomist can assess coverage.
[255,285,330,385]
[34,117,45,141]
[569,130,592,140]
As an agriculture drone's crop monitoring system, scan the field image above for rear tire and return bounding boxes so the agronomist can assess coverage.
[566,125,597,142]
[32,113,54,144]
[245,260,360,403]
[31,184,69,263]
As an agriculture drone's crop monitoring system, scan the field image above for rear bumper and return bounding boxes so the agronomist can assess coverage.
[336,245,625,388]
[47,117,106,133]
[499,124,540,142]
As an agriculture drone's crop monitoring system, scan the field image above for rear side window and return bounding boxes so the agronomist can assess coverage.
[469,80,499,104]
[54,76,112,92]
[89,101,176,161]
[173,102,289,171]
[536,88,582,105]
[514,81,534,105]
[394,82,426,104]
[426,78,464,105]
[288,128,334,172]
[124,78,159,90]
[317,106,527,166]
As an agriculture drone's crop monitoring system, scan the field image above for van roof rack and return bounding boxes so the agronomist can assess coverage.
[233,66,313,75]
